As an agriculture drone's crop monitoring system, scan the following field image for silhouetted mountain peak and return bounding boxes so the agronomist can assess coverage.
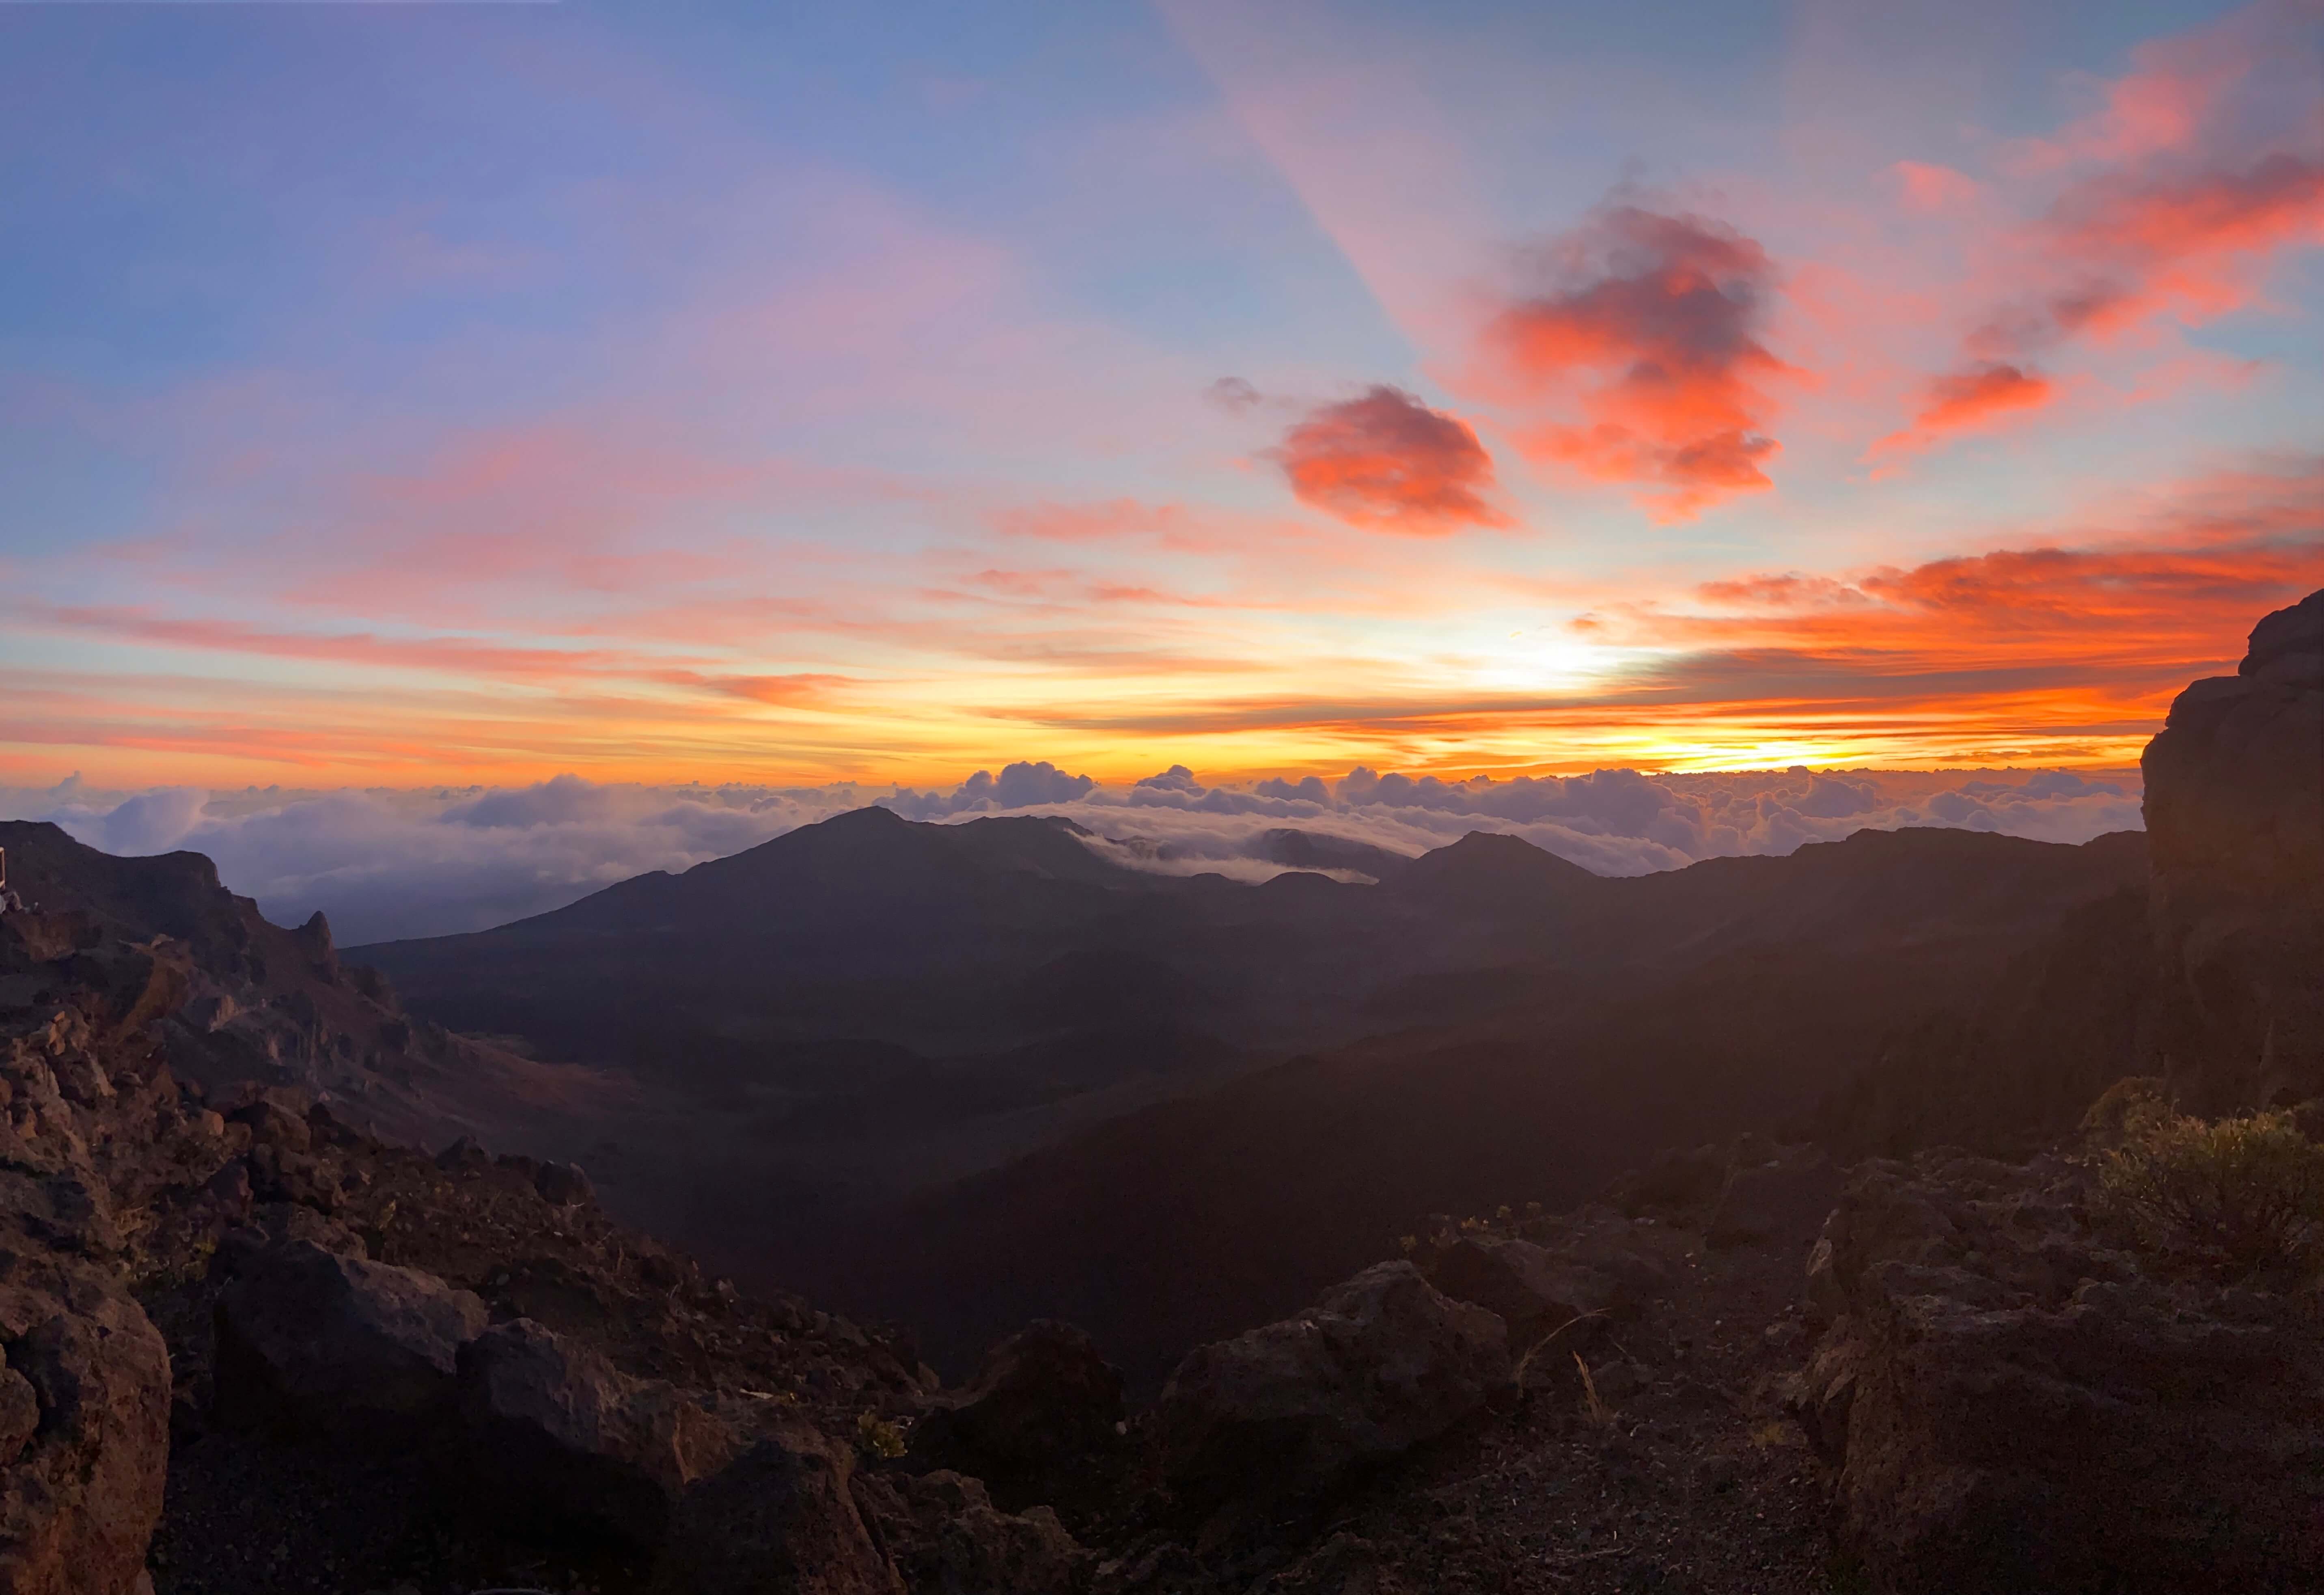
[1390,830,1604,917]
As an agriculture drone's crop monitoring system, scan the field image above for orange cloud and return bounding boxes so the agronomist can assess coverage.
[1271,386,1508,535]
[1479,203,1788,520]
[1617,457,2324,669]
[1876,362,2057,455]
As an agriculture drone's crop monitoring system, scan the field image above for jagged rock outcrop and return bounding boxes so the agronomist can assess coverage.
[2,847,937,1591]
[1806,587,2323,1156]
[0,819,626,1152]
[1155,1262,1510,1517]
[1792,1151,2324,1593]
[2142,587,2324,1111]
[454,1316,742,1548]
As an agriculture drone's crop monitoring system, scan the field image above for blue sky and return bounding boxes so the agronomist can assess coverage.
[2,0,2317,787]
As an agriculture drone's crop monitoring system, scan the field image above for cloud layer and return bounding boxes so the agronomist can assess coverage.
[4,762,2143,945]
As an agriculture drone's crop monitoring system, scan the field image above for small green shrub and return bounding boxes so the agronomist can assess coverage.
[2097,1097,2324,1280]
[855,1411,906,1460]
[2081,1076,2172,1150]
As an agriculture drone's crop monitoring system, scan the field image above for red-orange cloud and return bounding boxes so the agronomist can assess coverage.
[1885,362,2056,449]
[1480,203,1787,520]
[1273,386,1508,535]
[1611,457,2324,690]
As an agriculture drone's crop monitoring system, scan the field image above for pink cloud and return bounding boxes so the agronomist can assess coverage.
[1885,3,2324,454]
[1271,386,1508,535]
[1891,161,1981,213]
[1478,201,1791,521]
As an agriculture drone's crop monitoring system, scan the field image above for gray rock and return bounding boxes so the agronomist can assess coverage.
[1156,1261,1510,1513]
[211,1239,486,1439]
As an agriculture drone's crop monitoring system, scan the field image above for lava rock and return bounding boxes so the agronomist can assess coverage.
[435,1135,489,1172]
[651,1425,903,1595]
[852,1469,1087,1595]
[1427,1236,1621,1341]
[211,1239,487,1440]
[226,1098,311,1154]
[1706,1152,1842,1249]
[908,1320,1123,1513]
[453,1317,740,1550]
[0,1255,171,1595]
[1156,1261,1511,1515]
[533,1160,594,1207]
[1799,1153,2324,1593]
[2141,587,2324,1109]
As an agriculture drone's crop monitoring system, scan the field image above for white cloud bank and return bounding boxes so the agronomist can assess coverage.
[2,761,2142,945]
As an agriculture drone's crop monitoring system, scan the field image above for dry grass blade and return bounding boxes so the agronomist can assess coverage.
[1573,1351,1615,1428]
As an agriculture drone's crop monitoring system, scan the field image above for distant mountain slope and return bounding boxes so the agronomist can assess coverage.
[401,813,2133,1387]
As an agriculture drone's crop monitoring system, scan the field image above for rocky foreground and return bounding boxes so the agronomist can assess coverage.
[6,882,2320,1594]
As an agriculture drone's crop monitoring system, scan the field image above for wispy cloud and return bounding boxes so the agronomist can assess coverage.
[1878,2,2324,455]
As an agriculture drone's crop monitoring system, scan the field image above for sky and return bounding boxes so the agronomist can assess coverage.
[4,0,2321,797]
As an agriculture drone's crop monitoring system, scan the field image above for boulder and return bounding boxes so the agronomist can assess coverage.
[533,1160,594,1207]
[1796,1153,2324,1592]
[435,1136,489,1172]
[651,1426,903,1595]
[211,1239,486,1439]
[225,1098,310,1154]
[851,1469,1087,1595]
[1155,1262,1510,1513]
[1706,1152,1842,1249]
[908,1321,1123,1513]
[453,1317,739,1549]
[0,1255,171,1595]
[1425,1236,1619,1341]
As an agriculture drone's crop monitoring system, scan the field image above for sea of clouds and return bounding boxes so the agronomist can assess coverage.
[0,761,2143,946]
